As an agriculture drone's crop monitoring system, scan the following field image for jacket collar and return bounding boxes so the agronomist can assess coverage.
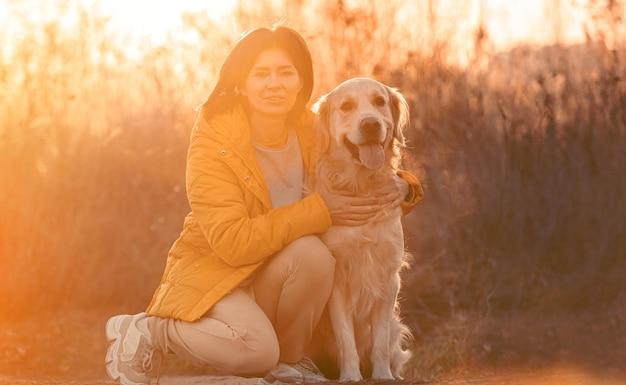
[211,103,319,177]
[207,103,252,149]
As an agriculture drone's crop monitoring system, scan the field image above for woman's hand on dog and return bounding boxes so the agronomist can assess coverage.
[319,177,407,226]
[379,175,410,209]
[320,192,379,226]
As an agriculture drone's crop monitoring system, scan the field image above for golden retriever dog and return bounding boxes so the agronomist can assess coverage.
[310,78,412,381]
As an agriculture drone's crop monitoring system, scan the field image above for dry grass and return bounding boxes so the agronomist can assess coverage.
[0,0,625,381]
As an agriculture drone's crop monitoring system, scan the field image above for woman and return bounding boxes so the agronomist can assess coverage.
[105,25,423,385]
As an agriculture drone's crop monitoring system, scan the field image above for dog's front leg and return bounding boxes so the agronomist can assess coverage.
[369,276,399,379]
[328,290,362,381]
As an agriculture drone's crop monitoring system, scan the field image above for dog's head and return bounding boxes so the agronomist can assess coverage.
[312,78,409,170]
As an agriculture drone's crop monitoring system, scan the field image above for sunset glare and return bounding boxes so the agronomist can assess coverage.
[95,0,238,43]
[0,0,590,51]
[96,0,589,50]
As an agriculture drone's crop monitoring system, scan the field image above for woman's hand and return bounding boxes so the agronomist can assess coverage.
[319,192,380,226]
[319,176,409,226]
[377,174,410,209]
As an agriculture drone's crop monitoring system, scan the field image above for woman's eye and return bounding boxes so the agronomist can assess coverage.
[252,71,268,78]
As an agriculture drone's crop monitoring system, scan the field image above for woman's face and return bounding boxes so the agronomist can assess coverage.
[240,48,303,120]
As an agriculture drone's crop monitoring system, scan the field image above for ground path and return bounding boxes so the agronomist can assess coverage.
[1,312,625,385]
[1,366,625,385]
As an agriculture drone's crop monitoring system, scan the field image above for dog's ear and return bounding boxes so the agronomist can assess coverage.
[311,93,331,153]
[387,86,409,147]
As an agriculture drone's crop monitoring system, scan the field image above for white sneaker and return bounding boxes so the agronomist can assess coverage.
[258,357,328,384]
[105,313,162,385]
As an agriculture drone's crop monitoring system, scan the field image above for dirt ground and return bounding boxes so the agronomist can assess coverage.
[1,308,625,385]
[1,368,625,385]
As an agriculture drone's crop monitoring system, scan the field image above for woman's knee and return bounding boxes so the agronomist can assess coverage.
[289,235,335,279]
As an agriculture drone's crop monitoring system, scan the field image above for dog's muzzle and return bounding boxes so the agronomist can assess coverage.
[343,117,386,170]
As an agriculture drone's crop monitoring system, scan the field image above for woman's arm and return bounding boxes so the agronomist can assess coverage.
[185,130,332,268]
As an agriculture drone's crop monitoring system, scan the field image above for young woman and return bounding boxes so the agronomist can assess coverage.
[105,25,423,385]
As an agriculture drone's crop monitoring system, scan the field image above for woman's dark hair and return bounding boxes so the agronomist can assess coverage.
[200,25,314,125]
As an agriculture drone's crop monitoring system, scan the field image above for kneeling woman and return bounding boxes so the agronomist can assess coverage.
[104,25,423,385]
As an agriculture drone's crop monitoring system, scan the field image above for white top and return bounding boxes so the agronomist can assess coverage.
[252,130,304,208]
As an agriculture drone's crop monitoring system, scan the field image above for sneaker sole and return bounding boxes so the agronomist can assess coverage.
[106,315,145,385]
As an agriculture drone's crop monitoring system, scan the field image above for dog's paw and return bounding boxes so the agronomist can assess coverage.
[371,367,395,380]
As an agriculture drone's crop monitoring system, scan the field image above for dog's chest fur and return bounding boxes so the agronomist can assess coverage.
[314,162,405,318]
[321,214,403,317]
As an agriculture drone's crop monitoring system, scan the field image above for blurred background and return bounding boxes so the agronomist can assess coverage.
[0,0,624,381]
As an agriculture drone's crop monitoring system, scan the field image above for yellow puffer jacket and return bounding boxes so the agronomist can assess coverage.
[146,105,332,321]
[146,104,424,322]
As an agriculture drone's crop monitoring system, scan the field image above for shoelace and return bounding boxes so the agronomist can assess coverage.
[137,339,164,385]
[293,357,322,375]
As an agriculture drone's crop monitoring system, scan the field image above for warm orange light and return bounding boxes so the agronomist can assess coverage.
[95,0,238,44]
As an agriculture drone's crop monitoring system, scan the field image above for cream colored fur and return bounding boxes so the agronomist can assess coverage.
[311,78,412,381]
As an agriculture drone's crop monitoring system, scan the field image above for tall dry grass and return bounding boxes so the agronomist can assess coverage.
[0,0,625,379]
[398,41,626,376]
[0,0,201,318]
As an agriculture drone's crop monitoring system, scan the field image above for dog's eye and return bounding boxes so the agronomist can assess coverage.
[374,96,386,107]
[340,101,354,112]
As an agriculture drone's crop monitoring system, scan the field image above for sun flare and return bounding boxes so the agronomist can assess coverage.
[94,0,237,43]
[86,0,590,50]
[0,0,594,62]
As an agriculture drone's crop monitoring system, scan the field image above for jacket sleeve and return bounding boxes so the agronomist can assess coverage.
[186,129,332,268]
[397,170,424,217]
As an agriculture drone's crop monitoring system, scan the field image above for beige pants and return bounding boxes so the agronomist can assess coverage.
[148,235,335,376]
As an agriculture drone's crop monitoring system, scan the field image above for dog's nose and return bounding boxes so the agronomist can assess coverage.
[360,117,381,136]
